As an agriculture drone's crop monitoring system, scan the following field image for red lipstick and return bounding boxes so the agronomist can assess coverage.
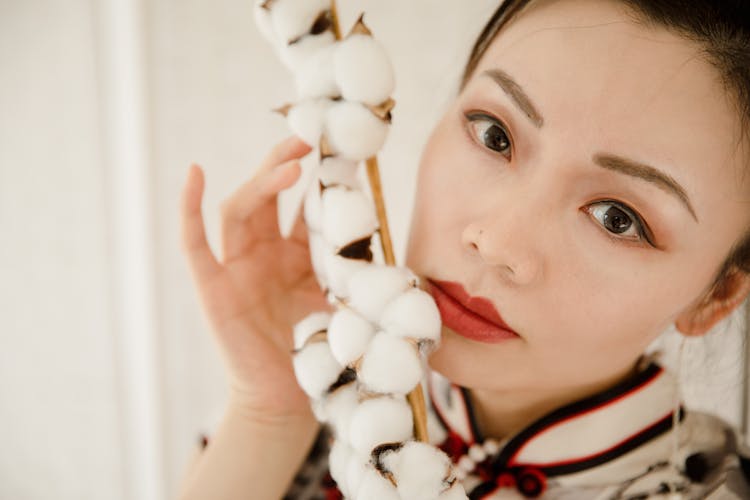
[427,279,520,344]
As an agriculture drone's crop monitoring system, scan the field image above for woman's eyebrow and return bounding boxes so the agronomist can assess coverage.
[482,67,698,224]
[481,68,544,128]
[593,153,699,223]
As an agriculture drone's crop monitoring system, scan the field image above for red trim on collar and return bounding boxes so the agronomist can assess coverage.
[508,366,664,466]
[510,410,674,469]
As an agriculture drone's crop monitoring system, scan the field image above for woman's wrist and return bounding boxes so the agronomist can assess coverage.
[227,389,318,430]
[179,394,320,500]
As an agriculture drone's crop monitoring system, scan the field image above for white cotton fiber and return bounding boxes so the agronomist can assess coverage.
[329,439,354,497]
[346,455,368,497]
[438,482,470,500]
[292,311,331,349]
[269,0,329,44]
[311,398,327,422]
[294,42,339,99]
[334,34,395,106]
[380,287,442,343]
[287,99,331,147]
[382,441,451,500]
[324,253,369,300]
[325,100,389,161]
[347,265,416,323]
[321,186,378,249]
[318,156,360,189]
[279,31,336,69]
[303,181,323,232]
[359,333,422,395]
[323,383,359,440]
[253,2,276,44]
[348,396,413,457]
[308,232,330,291]
[292,341,342,399]
[355,467,400,500]
[327,307,376,366]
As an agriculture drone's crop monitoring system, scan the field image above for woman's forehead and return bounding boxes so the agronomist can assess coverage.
[464,0,747,205]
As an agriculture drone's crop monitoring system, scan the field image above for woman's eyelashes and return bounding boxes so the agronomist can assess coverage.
[465,112,512,160]
[585,200,656,247]
[463,110,658,249]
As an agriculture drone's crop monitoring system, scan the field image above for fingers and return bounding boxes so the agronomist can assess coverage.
[220,159,302,261]
[221,158,300,223]
[181,164,222,283]
[254,135,312,180]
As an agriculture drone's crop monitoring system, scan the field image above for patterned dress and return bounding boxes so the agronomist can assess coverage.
[281,360,750,499]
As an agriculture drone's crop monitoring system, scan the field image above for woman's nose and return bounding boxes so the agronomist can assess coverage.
[460,216,543,287]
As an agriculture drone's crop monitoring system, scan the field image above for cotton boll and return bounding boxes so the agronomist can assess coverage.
[294,42,339,99]
[325,101,389,161]
[348,396,413,457]
[382,441,452,500]
[292,341,342,399]
[253,2,277,44]
[346,456,369,497]
[287,99,331,147]
[438,482,470,500]
[380,288,442,343]
[327,308,376,366]
[303,180,323,232]
[323,383,359,440]
[307,232,330,291]
[359,333,422,395]
[279,31,336,69]
[329,439,353,497]
[321,186,378,249]
[355,467,400,500]
[347,265,416,323]
[310,398,327,422]
[292,311,331,349]
[269,0,330,44]
[334,34,394,106]
[324,253,369,300]
[318,156,360,189]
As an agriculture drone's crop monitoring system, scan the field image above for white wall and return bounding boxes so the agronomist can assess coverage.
[0,0,126,498]
[1,1,748,499]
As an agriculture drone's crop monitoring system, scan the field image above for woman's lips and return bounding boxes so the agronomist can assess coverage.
[427,279,520,344]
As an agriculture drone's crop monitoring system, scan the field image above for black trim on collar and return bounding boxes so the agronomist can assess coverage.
[468,480,497,500]
[538,407,684,476]
[474,362,666,475]
[460,386,484,442]
[428,370,459,438]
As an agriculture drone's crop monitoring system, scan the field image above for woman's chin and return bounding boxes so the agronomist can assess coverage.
[427,326,525,390]
[427,328,489,387]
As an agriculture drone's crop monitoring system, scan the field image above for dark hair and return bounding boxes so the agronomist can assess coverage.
[459,0,750,305]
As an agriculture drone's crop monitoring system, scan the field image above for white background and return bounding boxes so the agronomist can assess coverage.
[1,1,747,499]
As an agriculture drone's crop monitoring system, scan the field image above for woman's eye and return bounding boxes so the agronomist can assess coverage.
[586,200,654,247]
[466,113,512,159]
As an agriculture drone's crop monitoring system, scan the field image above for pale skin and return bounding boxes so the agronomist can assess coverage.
[178,0,750,498]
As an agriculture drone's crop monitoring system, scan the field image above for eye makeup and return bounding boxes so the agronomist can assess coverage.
[464,112,513,160]
[583,199,657,248]
[457,102,664,251]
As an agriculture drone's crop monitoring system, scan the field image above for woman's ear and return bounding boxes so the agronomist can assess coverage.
[675,268,750,336]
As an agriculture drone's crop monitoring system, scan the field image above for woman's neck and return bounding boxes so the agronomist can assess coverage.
[467,362,640,441]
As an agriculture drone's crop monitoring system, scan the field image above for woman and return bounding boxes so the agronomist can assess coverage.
[178,0,750,498]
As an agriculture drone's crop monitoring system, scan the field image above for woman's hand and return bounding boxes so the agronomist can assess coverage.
[180,135,333,422]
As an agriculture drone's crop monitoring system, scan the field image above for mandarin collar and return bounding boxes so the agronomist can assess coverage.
[427,361,683,480]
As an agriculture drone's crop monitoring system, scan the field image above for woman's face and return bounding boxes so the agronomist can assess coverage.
[405,0,750,396]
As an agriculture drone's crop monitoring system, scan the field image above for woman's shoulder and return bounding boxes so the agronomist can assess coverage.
[616,409,750,499]
[679,410,750,499]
